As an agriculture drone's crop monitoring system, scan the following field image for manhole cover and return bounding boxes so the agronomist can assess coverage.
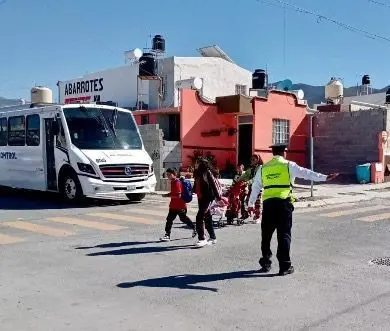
[370,257,390,266]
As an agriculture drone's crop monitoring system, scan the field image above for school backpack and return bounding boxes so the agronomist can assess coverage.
[179,178,193,203]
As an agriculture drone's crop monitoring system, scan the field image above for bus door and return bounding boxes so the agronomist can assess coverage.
[44,118,57,190]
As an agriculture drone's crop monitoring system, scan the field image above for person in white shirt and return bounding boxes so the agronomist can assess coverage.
[247,143,338,276]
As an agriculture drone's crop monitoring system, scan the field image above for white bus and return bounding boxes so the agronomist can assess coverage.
[0,103,156,202]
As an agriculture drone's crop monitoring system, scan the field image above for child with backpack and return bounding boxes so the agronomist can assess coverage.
[160,168,197,241]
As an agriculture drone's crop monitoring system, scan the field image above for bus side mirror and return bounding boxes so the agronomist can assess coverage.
[51,121,59,136]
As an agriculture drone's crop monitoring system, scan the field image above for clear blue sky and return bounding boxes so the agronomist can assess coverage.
[1,0,389,100]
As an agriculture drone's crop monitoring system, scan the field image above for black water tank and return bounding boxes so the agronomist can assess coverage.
[252,69,268,89]
[152,35,165,52]
[139,53,156,76]
[362,74,371,86]
[386,88,390,103]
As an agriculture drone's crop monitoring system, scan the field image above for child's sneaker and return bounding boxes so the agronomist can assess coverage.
[192,230,197,238]
[195,239,208,248]
[160,234,170,242]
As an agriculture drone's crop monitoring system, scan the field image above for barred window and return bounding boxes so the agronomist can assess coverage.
[235,84,247,96]
[272,119,290,144]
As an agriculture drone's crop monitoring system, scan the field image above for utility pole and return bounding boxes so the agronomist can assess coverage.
[310,114,314,197]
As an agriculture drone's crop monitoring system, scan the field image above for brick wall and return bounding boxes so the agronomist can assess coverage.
[313,109,387,174]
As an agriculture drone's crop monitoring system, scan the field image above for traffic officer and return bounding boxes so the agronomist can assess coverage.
[247,143,338,276]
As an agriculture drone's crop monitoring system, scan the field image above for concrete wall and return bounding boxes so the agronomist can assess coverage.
[253,91,308,166]
[173,57,252,107]
[342,92,386,107]
[138,124,164,189]
[138,124,181,190]
[162,140,181,170]
[58,56,252,110]
[180,89,237,169]
[313,109,387,174]
[58,64,149,108]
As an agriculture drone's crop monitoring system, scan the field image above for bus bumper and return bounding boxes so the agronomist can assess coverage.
[79,174,157,198]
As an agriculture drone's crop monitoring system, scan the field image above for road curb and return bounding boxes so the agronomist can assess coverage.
[294,191,390,209]
[147,189,390,209]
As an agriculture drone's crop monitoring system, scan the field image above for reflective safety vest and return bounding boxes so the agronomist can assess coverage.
[261,158,292,201]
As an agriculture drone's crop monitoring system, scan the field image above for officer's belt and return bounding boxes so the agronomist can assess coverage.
[263,184,292,189]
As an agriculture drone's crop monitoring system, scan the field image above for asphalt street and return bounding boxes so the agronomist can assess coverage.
[1,189,390,331]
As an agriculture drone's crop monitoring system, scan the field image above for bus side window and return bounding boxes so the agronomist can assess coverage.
[8,116,25,146]
[26,114,40,146]
[56,118,67,149]
[0,117,7,146]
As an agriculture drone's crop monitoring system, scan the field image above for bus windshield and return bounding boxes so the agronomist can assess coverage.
[63,107,142,150]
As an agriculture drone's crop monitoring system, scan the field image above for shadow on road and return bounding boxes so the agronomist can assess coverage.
[0,187,137,210]
[86,244,194,256]
[76,239,182,250]
[117,269,278,292]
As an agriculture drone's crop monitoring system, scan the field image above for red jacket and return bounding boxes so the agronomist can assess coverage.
[169,179,186,210]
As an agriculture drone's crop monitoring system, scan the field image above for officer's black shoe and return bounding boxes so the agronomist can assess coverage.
[278,266,294,276]
[259,266,271,273]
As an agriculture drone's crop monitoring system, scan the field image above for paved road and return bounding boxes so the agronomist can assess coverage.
[1,190,390,331]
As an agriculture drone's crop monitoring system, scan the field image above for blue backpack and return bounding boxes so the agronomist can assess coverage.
[179,178,193,203]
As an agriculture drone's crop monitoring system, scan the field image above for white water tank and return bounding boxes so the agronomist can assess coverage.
[31,86,53,104]
[176,77,203,90]
[124,48,143,64]
[292,89,304,100]
[325,78,343,103]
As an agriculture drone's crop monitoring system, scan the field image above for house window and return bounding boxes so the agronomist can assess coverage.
[235,84,247,96]
[272,119,290,145]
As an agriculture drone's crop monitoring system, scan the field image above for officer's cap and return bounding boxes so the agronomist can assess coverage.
[269,143,288,152]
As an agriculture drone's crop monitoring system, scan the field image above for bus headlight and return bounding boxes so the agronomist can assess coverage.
[77,163,96,175]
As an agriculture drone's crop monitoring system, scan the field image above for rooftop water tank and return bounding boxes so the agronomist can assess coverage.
[152,35,165,52]
[292,89,304,100]
[31,86,53,104]
[176,77,203,90]
[252,69,267,90]
[362,74,371,86]
[325,77,343,104]
[124,48,143,64]
[139,53,156,76]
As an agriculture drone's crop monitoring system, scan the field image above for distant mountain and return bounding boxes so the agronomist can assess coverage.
[0,96,24,107]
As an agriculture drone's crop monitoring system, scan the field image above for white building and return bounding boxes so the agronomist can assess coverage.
[57,45,253,110]
[314,85,389,112]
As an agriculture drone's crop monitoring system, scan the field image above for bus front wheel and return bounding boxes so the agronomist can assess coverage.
[60,172,83,202]
[126,193,146,202]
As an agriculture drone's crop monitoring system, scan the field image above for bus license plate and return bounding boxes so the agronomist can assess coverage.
[127,185,136,191]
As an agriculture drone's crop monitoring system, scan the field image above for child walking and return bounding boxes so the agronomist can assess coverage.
[160,168,197,241]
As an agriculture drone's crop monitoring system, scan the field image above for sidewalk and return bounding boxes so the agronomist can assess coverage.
[147,180,390,208]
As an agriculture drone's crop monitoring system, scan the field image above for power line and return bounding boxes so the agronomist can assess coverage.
[257,0,390,43]
[368,0,390,8]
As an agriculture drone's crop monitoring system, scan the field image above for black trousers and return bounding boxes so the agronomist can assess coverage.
[165,209,195,236]
[196,199,216,241]
[259,198,294,271]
